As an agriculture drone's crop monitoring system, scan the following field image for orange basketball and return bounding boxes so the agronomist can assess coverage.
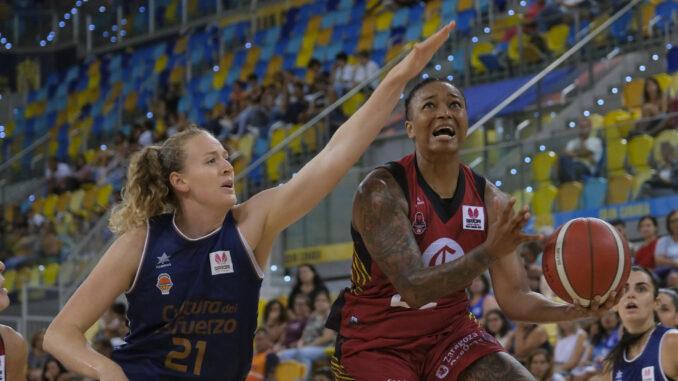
[542,217,631,307]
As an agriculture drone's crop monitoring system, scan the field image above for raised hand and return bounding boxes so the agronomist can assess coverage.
[485,197,542,260]
[389,21,456,82]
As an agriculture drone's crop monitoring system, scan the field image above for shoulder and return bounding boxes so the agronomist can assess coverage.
[354,168,404,206]
[483,181,509,213]
[0,325,27,359]
[662,329,678,350]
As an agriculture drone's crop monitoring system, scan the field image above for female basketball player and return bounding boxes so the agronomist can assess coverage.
[0,261,28,380]
[600,266,678,380]
[43,21,458,381]
[326,77,621,380]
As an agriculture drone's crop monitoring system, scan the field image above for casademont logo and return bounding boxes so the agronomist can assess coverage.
[209,251,234,275]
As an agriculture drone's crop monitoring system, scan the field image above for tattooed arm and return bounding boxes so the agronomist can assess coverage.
[487,183,618,322]
[353,168,536,309]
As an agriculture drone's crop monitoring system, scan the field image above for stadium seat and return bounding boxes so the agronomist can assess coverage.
[43,263,60,286]
[422,15,441,38]
[608,174,634,204]
[545,24,570,56]
[43,194,59,221]
[628,134,654,173]
[266,126,287,183]
[375,11,393,31]
[508,35,542,65]
[96,184,114,212]
[532,151,557,186]
[511,189,533,212]
[471,42,495,74]
[602,109,634,140]
[273,361,306,381]
[582,177,608,209]
[632,170,656,198]
[532,184,558,216]
[288,124,304,155]
[606,139,628,177]
[622,79,645,110]
[652,129,678,162]
[556,181,582,212]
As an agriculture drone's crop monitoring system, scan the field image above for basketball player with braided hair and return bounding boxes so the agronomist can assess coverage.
[43,22,458,381]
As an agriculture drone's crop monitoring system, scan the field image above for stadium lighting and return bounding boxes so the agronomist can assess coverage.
[495,180,502,187]
[213,65,220,72]
[64,13,71,20]
[447,55,454,61]
[0,132,4,139]
[539,145,546,151]
[0,38,5,44]
[146,112,153,119]
[597,99,605,106]
[569,121,576,128]
[0,94,2,100]
[29,195,35,202]
[510,168,517,175]
[0,125,4,132]
[120,30,126,36]
[38,265,45,271]
[484,27,490,34]
[89,24,95,31]
[667,44,672,49]
[583,110,590,116]
[447,75,453,81]
[110,36,117,43]
[639,65,646,72]
[524,157,532,164]
[40,40,46,46]
[422,73,429,79]
[139,6,146,13]
[47,33,54,41]
[611,87,618,94]
[245,42,252,49]
[520,0,527,6]
[112,25,118,31]
[652,54,659,61]
[121,19,127,25]
[526,186,533,192]
[76,1,82,6]
[100,144,107,150]
[4,43,11,50]
[71,8,77,14]
[434,64,441,71]
[103,31,109,37]
[59,21,65,28]
[270,265,278,271]
[399,93,404,99]
[625,76,632,82]
[99,6,106,12]
[284,276,291,282]
[508,9,515,15]
[471,36,478,43]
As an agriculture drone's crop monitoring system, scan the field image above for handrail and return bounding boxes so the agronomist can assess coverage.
[234,47,411,183]
[469,0,643,136]
[0,134,50,172]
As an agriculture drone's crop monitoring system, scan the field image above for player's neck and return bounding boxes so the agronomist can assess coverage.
[626,319,655,335]
[415,152,460,198]
[174,207,226,239]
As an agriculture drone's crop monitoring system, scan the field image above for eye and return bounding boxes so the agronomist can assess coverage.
[423,102,435,109]
[207,158,216,164]
[450,101,462,108]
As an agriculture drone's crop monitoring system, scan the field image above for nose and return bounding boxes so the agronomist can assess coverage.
[222,158,233,174]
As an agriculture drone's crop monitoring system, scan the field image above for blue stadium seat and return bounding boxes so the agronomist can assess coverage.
[260,44,275,62]
[409,4,425,22]
[405,22,422,42]
[343,38,358,55]
[335,8,351,25]
[372,49,386,65]
[582,177,608,209]
[655,1,678,31]
[456,9,476,36]
[372,31,390,51]
[390,26,406,46]
[667,46,678,73]
[610,10,633,43]
[321,11,336,29]
[391,7,408,28]
[265,27,281,45]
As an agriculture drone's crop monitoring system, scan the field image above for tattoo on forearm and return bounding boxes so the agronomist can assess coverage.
[458,352,535,381]
[356,170,495,307]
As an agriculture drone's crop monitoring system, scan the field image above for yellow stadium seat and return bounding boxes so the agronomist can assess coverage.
[154,54,168,73]
[491,14,523,43]
[304,124,318,153]
[266,126,287,182]
[3,269,16,294]
[237,134,256,165]
[633,3,655,36]
[376,11,393,31]
[96,184,114,212]
[43,263,60,286]
[632,170,655,198]
[32,197,45,215]
[471,42,495,74]
[124,91,138,112]
[508,35,542,65]
[84,149,97,164]
[386,44,403,62]
[457,0,473,11]
[170,65,186,85]
[296,48,314,69]
[608,174,634,204]
[43,194,59,220]
[357,33,375,52]
[68,189,85,215]
[174,36,189,54]
[265,56,284,79]
[532,184,558,216]
[82,186,98,215]
[511,189,534,212]
[274,361,306,381]
[56,192,71,214]
[628,134,654,172]
[288,124,304,155]
[603,109,633,140]
[655,73,672,95]
[532,151,557,185]
[67,133,83,159]
[422,16,441,38]
[622,79,645,110]
[653,129,678,162]
[360,16,376,36]
[606,139,628,176]
[341,92,366,116]
[545,24,570,56]
[4,204,14,223]
[165,0,178,23]
[317,28,332,45]
[556,181,582,212]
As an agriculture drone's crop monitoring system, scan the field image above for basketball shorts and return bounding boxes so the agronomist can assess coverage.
[330,312,505,381]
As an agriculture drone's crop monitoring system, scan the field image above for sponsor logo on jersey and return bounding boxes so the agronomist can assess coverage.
[412,212,426,235]
[209,251,234,275]
[156,273,173,295]
[641,366,655,381]
[462,205,485,230]
[421,238,465,266]
[416,196,425,206]
[615,370,623,381]
[436,365,449,379]
[156,252,171,269]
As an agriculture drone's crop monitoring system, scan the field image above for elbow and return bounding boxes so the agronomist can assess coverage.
[43,322,60,355]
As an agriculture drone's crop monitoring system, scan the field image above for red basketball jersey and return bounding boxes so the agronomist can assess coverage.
[327,154,488,355]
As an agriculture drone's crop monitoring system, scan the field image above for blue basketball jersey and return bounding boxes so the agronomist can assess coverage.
[111,212,263,381]
[613,325,678,381]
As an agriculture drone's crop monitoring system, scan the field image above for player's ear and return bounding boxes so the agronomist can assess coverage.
[405,120,415,139]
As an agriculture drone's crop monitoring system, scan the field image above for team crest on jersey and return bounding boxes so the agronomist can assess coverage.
[641,366,655,381]
[156,252,171,269]
[210,251,234,275]
[462,205,485,230]
[156,273,173,295]
[412,212,427,235]
[436,365,449,379]
[421,238,465,266]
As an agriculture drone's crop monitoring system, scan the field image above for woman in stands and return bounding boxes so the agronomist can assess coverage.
[483,308,514,349]
[262,299,287,349]
[527,348,564,381]
[655,209,678,287]
[634,215,658,269]
[43,21,459,381]
[0,261,28,380]
[287,264,328,318]
[599,266,678,380]
[657,288,678,328]
[467,273,498,325]
[637,77,669,136]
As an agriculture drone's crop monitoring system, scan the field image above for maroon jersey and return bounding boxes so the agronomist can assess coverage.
[327,154,488,356]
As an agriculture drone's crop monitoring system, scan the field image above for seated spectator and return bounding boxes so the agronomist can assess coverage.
[634,215,659,269]
[582,309,620,373]
[281,294,311,349]
[247,328,279,381]
[655,209,678,287]
[527,348,565,381]
[96,302,128,347]
[557,117,603,183]
[28,330,50,381]
[45,156,75,194]
[467,273,499,325]
[609,218,635,258]
[520,241,543,292]
[262,299,287,350]
[287,264,328,318]
[657,288,678,328]
[553,320,588,376]
[278,290,336,380]
[636,142,678,200]
[39,221,62,261]
[42,356,68,381]
[635,77,669,136]
[510,322,552,364]
[352,50,379,91]
[72,153,95,186]
[483,308,514,349]
[330,52,354,96]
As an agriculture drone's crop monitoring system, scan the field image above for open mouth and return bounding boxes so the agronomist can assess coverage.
[432,127,456,138]
[221,182,233,189]
[625,302,638,310]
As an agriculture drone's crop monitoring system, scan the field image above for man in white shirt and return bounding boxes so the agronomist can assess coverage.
[557,117,603,183]
[331,52,354,96]
[352,50,380,91]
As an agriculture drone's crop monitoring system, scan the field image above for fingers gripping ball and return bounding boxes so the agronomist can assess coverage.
[542,218,631,307]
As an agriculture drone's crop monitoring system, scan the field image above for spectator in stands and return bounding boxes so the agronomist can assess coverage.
[520,241,543,292]
[96,302,128,347]
[637,77,669,136]
[166,113,180,137]
[352,50,379,92]
[287,264,328,317]
[510,322,552,364]
[138,121,154,148]
[247,328,279,381]
[229,80,247,112]
[657,288,678,328]
[46,156,75,194]
[164,84,180,115]
[40,221,62,261]
[92,337,113,359]
[468,273,499,325]
[262,299,287,350]
[553,320,588,376]
[0,260,27,380]
[28,330,50,380]
[583,309,620,372]
[557,117,603,183]
[281,294,312,349]
[73,153,95,187]
[483,308,515,349]
[307,58,323,85]
[655,209,678,287]
[42,357,68,381]
[527,348,565,381]
[282,82,309,124]
[636,142,678,200]
[331,52,354,96]
[278,289,336,380]
[311,367,333,381]
[610,218,635,258]
[634,215,659,269]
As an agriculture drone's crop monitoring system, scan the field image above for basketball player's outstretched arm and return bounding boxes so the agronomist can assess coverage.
[45,226,147,381]
[237,23,456,266]
[486,183,618,322]
[352,168,538,309]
